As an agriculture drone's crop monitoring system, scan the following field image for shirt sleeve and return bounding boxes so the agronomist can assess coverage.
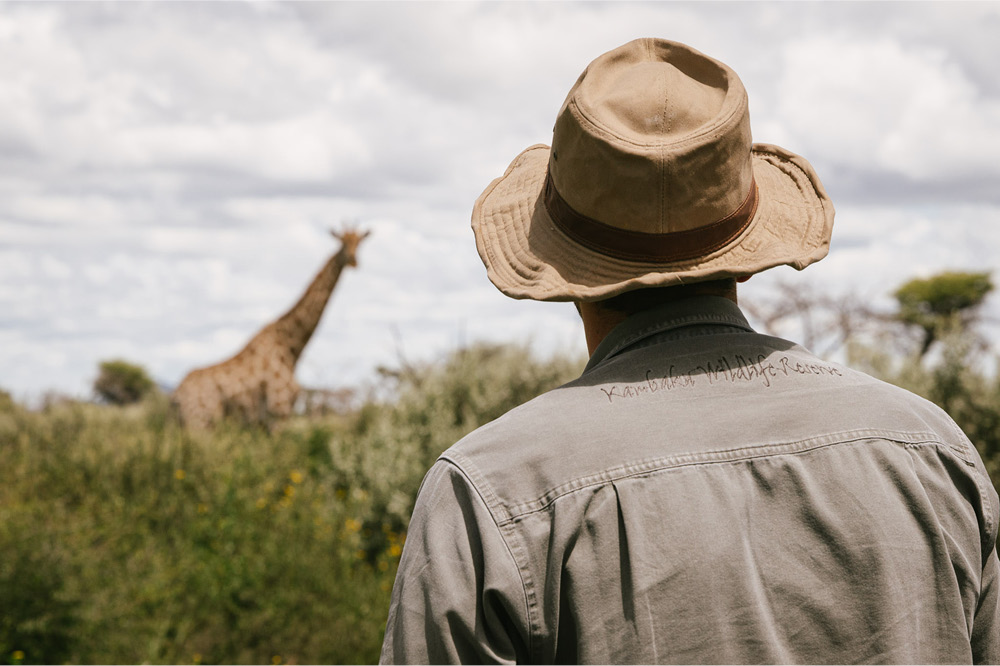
[379,460,530,664]
[972,545,1000,664]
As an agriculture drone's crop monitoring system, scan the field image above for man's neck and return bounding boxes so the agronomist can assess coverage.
[578,301,629,356]
[578,289,739,355]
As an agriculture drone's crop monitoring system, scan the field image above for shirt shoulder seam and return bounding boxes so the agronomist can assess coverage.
[439,452,541,661]
[501,429,960,521]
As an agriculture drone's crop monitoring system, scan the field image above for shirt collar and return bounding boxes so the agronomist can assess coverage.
[584,296,755,373]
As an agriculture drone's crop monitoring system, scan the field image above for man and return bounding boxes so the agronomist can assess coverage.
[381,38,999,664]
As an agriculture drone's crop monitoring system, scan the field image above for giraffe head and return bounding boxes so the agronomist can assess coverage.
[331,227,371,267]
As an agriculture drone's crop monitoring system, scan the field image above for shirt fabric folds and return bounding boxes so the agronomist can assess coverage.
[381,296,1000,664]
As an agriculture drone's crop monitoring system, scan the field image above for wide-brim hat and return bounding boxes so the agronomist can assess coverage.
[472,38,835,302]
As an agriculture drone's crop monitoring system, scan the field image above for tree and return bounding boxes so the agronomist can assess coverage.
[894,271,994,357]
[93,359,156,405]
[742,281,891,359]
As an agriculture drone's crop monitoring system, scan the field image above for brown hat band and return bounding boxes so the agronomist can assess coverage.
[544,173,759,263]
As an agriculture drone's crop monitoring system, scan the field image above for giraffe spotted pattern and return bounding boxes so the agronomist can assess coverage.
[171,228,370,429]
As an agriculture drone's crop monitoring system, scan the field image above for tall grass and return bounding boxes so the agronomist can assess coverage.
[0,344,584,665]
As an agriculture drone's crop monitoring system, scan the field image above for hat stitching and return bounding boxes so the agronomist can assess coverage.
[544,189,764,273]
[753,148,828,244]
[543,175,758,264]
[659,80,670,233]
[559,84,748,239]
[567,92,744,151]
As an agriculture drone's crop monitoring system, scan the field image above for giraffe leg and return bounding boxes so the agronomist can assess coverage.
[264,365,299,421]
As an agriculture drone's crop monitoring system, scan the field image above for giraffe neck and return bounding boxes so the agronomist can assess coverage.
[272,250,348,364]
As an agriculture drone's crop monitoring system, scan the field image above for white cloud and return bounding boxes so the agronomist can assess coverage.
[39,254,73,280]
[5,194,133,227]
[746,202,1000,322]
[0,8,86,154]
[0,3,383,187]
[1,2,999,401]
[778,35,1000,183]
[97,113,371,182]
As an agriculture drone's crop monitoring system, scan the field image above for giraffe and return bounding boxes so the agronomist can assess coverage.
[171,228,370,429]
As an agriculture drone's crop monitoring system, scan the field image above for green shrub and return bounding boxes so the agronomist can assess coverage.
[93,359,156,405]
[0,389,15,412]
[0,343,584,664]
[0,510,79,665]
[329,343,585,561]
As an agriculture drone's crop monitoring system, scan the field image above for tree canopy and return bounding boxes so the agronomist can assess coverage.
[93,359,156,405]
[893,271,993,356]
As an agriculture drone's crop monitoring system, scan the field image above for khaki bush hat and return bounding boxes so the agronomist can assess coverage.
[472,38,835,302]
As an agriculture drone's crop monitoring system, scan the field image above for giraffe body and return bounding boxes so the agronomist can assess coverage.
[172,228,369,429]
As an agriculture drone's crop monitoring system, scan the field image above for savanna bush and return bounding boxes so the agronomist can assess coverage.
[93,359,156,405]
[327,343,585,560]
[0,343,584,665]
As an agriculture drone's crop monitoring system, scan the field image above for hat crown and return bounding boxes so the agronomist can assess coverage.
[576,54,728,141]
[549,38,753,235]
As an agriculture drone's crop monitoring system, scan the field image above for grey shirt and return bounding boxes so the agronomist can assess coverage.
[381,296,1000,664]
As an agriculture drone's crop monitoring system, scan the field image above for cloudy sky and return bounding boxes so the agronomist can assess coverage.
[2,1,999,402]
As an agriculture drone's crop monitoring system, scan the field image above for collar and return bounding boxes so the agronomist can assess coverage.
[584,296,755,373]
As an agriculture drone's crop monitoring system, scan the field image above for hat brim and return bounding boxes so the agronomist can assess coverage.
[472,143,835,302]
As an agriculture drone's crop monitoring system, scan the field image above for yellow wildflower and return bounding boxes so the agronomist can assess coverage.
[289,470,303,484]
[272,655,282,665]
[283,485,295,498]
[193,653,202,664]
[389,544,402,558]
[197,503,208,514]
[345,518,362,533]
[12,651,25,662]
[256,498,267,509]
[174,469,186,480]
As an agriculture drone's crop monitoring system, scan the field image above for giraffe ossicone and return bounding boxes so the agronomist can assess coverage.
[171,226,370,429]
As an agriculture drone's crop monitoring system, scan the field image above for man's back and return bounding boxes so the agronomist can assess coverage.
[382,297,999,663]
[384,38,999,664]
